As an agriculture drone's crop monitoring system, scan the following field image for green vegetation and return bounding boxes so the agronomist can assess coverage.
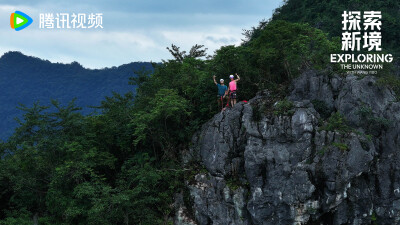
[0,51,153,140]
[3,1,400,223]
[273,99,295,116]
[225,177,249,192]
[357,106,391,136]
[371,212,377,225]
[251,104,263,122]
[311,99,332,119]
[319,112,352,134]
[377,75,400,100]
[332,142,349,151]
[252,103,269,122]
[316,142,348,157]
[305,205,318,215]
[269,0,400,57]
[261,0,400,84]
[226,178,241,191]
[0,5,360,224]
[0,98,183,225]
[318,146,327,156]
[184,160,208,185]
[212,20,340,99]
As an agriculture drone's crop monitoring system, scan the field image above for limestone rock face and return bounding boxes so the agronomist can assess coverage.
[178,71,400,225]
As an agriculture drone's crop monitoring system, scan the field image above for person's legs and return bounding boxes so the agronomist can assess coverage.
[229,91,233,107]
[217,96,222,110]
[224,96,229,107]
[224,94,229,108]
[231,91,237,106]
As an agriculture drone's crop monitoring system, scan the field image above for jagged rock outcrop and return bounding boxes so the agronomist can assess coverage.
[177,70,400,225]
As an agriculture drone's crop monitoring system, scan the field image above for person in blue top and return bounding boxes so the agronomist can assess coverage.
[213,75,228,111]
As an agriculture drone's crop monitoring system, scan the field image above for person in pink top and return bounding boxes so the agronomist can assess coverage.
[228,73,240,107]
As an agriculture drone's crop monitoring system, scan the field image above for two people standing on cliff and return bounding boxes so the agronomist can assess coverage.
[213,73,240,111]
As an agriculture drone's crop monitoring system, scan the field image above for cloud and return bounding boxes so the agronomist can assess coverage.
[0,29,163,68]
[205,36,238,44]
[0,5,15,11]
[12,0,283,14]
[0,1,284,68]
[161,26,243,55]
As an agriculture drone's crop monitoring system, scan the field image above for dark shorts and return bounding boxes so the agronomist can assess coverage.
[217,95,228,107]
[230,91,237,99]
[217,95,228,102]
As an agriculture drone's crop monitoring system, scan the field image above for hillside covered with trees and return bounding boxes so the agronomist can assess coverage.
[270,0,400,56]
[0,0,399,224]
[0,52,152,140]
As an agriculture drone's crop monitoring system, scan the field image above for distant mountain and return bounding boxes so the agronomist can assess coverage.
[0,51,153,140]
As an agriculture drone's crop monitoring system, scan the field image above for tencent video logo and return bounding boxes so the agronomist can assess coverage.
[10,11,33,31]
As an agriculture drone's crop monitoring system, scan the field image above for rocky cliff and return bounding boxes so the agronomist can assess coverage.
[176,70,400,225]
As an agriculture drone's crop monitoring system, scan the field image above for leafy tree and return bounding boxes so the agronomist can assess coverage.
[212,20,340,99]
[166,44,208,62]
[271,0,400,56]
[131,88,190,158]
[0,5,364,224]
[248,20,340,81]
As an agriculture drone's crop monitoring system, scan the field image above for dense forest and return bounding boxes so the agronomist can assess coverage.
[270,0,400,56]
[0,0,399,224]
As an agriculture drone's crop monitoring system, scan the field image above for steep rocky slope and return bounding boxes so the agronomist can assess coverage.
[176,70,400,225]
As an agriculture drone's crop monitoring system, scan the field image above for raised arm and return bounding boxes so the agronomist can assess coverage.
[213,75,217,85]
[235,73,240,82]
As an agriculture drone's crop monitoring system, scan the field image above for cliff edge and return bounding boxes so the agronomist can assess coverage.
[177,70,400,225]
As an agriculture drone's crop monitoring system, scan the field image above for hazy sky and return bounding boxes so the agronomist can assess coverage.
[0,0,284,68]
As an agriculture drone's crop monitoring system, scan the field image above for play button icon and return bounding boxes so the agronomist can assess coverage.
[16,17,24,25]
[10,11,33,31]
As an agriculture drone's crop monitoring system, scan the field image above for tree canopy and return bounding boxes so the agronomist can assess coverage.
[0,8,360,224]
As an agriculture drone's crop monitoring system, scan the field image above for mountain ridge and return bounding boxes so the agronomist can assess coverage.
[0,51,153,140]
